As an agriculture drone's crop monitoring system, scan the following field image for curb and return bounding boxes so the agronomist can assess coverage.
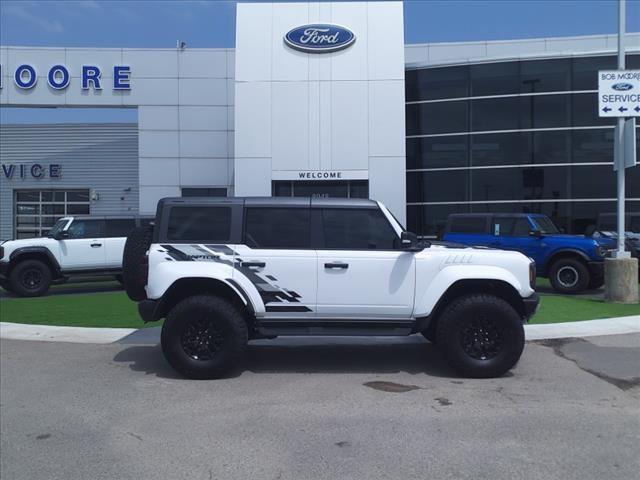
[1,315,639,345]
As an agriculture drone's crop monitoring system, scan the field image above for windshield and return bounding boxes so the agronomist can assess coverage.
[531,216,560,234]
[47,218,69,237]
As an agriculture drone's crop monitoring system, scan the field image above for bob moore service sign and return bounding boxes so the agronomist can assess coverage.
[284,24,356,53]
[598,70,640,117]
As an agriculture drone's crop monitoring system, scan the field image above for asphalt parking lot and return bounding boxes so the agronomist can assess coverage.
[1,335,639,480]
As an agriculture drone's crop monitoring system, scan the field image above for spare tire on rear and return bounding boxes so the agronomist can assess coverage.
[122,224,154,301]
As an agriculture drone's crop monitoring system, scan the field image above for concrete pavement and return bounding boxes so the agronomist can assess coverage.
[1,334,639,480]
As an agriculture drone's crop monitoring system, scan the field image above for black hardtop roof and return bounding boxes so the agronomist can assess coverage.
[67,214,153,220]
[158,197,379,208]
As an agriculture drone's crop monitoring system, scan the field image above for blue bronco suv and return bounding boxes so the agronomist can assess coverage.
[442,213,617,294]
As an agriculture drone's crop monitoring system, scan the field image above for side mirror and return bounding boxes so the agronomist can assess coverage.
[529,229,543,239]
[55,231,69,240]
[400,231,423,252]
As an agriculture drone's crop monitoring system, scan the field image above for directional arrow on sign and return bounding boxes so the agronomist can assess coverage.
[635,106,640,112]
[603,106,612,112]
[619,106,628,113]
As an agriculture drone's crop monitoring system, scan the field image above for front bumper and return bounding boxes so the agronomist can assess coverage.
[522,293,540,320]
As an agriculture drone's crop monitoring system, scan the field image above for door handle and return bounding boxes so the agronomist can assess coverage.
[324,262,349,269]
[91,243,102,248]
[241,261,265,268]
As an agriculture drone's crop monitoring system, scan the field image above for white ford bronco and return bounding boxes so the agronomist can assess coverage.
[123,197,539,379]
[0,216,151,297]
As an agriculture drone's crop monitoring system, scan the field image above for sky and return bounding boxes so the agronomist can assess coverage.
[1,0,639,123]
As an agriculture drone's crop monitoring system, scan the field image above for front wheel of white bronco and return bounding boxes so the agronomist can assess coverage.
[161,295,248,379]
[436,294,524,378]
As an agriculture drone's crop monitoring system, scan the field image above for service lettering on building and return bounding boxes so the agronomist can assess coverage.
[1,163,62,180]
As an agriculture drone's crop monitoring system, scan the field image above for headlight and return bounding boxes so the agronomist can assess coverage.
[596,246,614,258]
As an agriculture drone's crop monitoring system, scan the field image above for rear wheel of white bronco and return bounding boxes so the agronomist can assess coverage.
[161,295,248,379]
[436,294,524,378]
[122,224,153,301]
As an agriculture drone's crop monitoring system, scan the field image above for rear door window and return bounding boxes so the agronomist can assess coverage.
[105,219,136,238]
[244,208,310,249]
[492,217,515,236]
[167,207,232,242]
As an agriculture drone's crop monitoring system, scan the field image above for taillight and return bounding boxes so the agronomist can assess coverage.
[529,261,536,289]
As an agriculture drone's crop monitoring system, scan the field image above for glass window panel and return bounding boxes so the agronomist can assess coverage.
[41,191,54,202]
[472,97,521,131]
[53,191,65,202]
[572,92,616,127]
[167,207,232,242]
[520,58,571,93]
[570,201,617,234]
[533,130,571,164]
[472,132,530,167]
[572,129,614,163]
[407,170,468,203]
[471,166,569,201]
[16,230,39,239]
[470,61,520,97]
[406,100,468,135]
[272,181,292,197]
[321,208,398,250]
[449,215,488,234]
[572,165,615,199]
[572,55,616,90]
[407,136,468,169]
[626,164,639,199]
[293,181,348,198]
[492,217,516,236]
[628,54,640,69]
[525,94,571,129]
[512,218,532,236]
[406,65,469,101]
[41,217,59,227]
[66,204,90,215]
[16,216,39,226]
[66,191,90,202]
[16,191,39,202]
[42,204,65,215]
[16,204,39,215]
[244,208,310,249]
[349,181,369,199]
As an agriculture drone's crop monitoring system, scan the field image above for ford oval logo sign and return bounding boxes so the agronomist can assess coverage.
[284,24,356,53]
[612,82,634,91]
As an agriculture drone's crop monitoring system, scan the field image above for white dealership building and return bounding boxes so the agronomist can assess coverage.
[1,1,639,240]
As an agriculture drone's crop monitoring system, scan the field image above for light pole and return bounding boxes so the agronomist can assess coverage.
[614,0,628,259]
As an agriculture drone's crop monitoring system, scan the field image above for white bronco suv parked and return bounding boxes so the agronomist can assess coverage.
[0,216,151,297]
[123,197,539,379]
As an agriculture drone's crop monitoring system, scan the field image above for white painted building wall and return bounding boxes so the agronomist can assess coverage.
[0,46,235,214]
[234,1,407,223]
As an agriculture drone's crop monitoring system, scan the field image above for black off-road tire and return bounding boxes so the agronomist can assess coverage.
[548,258,590,294]
[436,294,525,378]
[9,259,52,297]
[161,295,248,379]
[122,224,153,301]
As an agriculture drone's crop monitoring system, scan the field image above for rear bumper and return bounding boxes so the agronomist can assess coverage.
[522,293,540,320]
[138,299,160,323]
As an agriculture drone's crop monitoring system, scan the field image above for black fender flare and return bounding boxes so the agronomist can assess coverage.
[544,248,591,275]
[9,247,61,277]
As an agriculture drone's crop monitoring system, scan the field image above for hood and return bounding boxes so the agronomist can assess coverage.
[1,237,56,249]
